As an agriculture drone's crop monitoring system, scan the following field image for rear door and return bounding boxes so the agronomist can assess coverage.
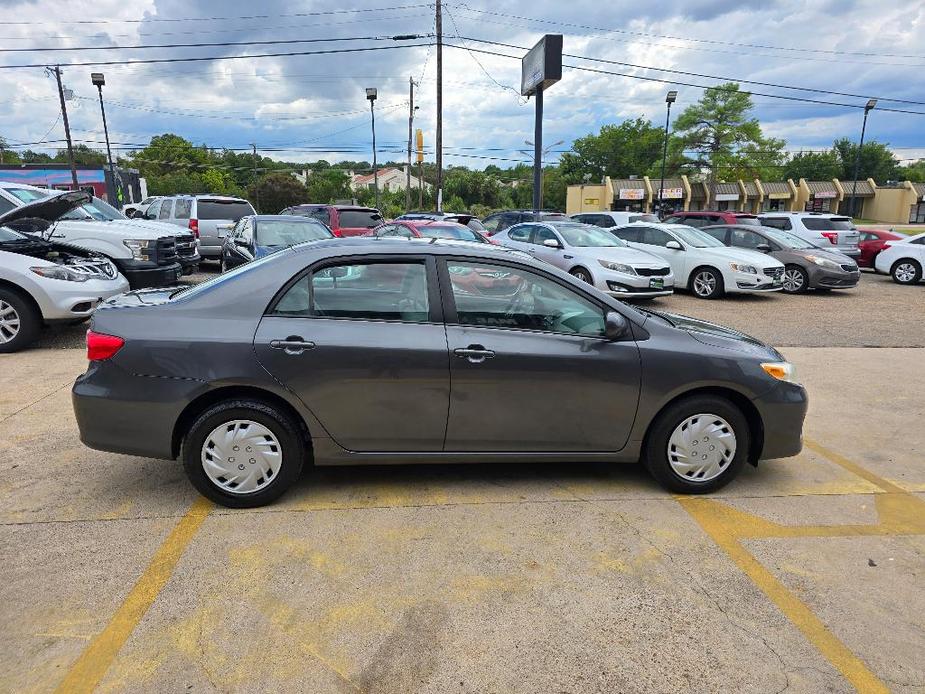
[440,257,640,452]
[254,256,449,452]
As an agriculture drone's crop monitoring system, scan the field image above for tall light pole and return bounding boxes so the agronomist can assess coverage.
[366,87,380,212]
[523,139,563,210]
[658,91,678,217]
[435,0,443,211]
[406,77,416,212]
[849,98,877,218]
[90,73,117,203]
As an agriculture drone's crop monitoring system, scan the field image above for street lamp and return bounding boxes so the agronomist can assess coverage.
[849,98,877,219]
[657,90,678,217]
[91,72,117,204]
[523,139,564,210]
[366,87,380,212]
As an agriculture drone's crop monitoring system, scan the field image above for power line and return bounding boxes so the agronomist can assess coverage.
[0,41,432,70]
[460,37,925,107]
[0,4,432,26]
[442,43,925,116]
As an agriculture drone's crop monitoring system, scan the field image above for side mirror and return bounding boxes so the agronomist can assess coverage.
[604,311,630,342]
[665,240,683,251]
[756,243,772,253]
[542,238,562,249]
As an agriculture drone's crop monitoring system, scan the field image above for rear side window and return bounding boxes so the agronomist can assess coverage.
[734,216,761,226]
[273,261,430,322]
[338,210,383,228]
[0,197,15,215]
[197,200,255,221]
[702,227,728,243]
[507,225,532,242]
[629,214,660,223]
[761,217,792,231]
[613,227,641,243]
[175,199,192,220]
[158,200,173,219]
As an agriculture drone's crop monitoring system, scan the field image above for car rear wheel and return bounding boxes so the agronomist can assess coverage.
[182,399,305,508]
[781,265,808,294]
[690,267,724,299]
[570,267,593,284]
[643,395,750,493]
[891,259,921,285]
[0,290,40,354]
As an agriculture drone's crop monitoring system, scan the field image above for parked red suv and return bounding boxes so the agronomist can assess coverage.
[663,211,762,227]
[280,204,383,237]
[857,229,905,268]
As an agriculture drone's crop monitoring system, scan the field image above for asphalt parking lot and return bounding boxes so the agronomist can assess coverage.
[1,264,923,692]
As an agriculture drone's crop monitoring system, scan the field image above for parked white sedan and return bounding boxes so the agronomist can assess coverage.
[610,223,784,299]
[874,231,925,285]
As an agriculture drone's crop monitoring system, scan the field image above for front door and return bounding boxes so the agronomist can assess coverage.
[254,257,449,452]
[440,258,641,452]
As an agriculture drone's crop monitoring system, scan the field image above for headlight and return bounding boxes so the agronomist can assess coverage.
[729,263,757,274]
[761,361,799,384]
[123,239,154,260]
[30,265,89,282]
[598,259,636,275]
[806,255,840,269]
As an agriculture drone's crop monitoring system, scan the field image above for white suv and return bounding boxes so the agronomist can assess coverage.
[758,212,860,258]
[874,231,925,285]
[146,195,255,260]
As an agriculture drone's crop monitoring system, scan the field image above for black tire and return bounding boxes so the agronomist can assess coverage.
[0,288,41,354]
[689,266,725,299]
[781,264,808,294]
[891,259,922,285]
[642,395,750,494]
[181,399,306,508]
[570,267,593,284]
[220,255,228,273]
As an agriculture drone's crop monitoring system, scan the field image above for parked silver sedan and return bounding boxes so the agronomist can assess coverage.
[493,220,674,299]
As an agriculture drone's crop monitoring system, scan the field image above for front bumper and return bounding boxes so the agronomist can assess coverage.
[598,269,674,299]
[114,259,183,289]
[753,380,808,461]
[807,264,859,289]
[35,276,131,322]
[731,272,782,293]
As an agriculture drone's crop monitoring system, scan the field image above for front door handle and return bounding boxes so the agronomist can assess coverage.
[269,336,316,355]
[454,344,495,364]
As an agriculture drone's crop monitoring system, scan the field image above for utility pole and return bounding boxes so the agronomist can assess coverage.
[850,99,877,218]
[251,143,260,212]
[50,66,79,190]
[435,0,443,211]
[91,73,117,204]
[406,77,414,212]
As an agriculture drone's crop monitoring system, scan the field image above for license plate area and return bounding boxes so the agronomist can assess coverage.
[649,278,664,289]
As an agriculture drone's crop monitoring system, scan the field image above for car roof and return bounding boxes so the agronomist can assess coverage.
[759,211,842,217]
[284,236,519,258]
[252,214,328,222]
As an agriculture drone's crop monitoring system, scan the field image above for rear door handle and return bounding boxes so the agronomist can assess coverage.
[270,337,316,355]
[454,345,495,364]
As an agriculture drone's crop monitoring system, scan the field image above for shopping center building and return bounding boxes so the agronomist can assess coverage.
[567,175,925,224]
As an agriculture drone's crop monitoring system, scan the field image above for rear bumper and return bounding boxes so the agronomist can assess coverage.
[753,381,808,460]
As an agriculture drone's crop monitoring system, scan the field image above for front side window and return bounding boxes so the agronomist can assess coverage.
[240,221,254,244]
[417,224,484,242]
[273,261,429,323]
[481,215,501,233]
[669,226,726,248]
[447,261,605,337]
[532,225,560,246]
[145,200,162,219]
[612,226,641,243]
[639,227,674,247]
[555,224,624,247]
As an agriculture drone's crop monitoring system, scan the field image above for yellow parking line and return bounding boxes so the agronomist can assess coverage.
[680,497,889,693]
[54,497,212,694]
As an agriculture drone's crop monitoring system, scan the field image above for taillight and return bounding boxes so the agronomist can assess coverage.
[87,330,124,361]
[330,228,342,237]
[820,231,838,244]
[188,219,199,238]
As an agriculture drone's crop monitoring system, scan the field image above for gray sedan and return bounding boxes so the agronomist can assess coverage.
[494,221,675,299]
[702,224,860,293]
[73,238,807,507]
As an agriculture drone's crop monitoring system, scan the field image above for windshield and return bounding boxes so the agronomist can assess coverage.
[170,251,280,299]
[803,217,856,231]
[338,209,383,228]
[555,224,625,247]
[198,199,255,221]
[62,197,126,221]
[256,220,332,247]
[671,225,726,248]
[4,187,50,204]
[761,227,815,250]
[418,224,485,242]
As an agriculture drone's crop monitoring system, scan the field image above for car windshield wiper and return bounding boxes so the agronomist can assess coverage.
[634,306,676,326]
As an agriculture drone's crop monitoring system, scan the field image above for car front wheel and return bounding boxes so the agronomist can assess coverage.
[570,267,593,284]
[891,259,922,285]
[643,395,750,493]
[182,399,306,507]
[781,264,808,294]
[0,289,40,354]
[690,267,724,299]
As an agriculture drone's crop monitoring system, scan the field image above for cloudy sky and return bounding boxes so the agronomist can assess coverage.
[2,0,923,173]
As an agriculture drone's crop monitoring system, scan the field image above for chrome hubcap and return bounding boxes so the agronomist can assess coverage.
[895,263,916,282]
[201,419,282,495]
[782,268,804,292]
[574,271,591,283]
[0,300,21,344]
[667,413,737,482]
[693,271,716,297]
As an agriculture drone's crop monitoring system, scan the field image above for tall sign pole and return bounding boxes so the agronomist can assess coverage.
[435,0,443,211]
[50,66,79,190]
[520,35,562,220]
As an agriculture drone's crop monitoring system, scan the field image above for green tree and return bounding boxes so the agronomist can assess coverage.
[783,150,841,181]
[897,160,925,183]
[53,144,106,167]
[671,83,785,184]
[305,170,351,204]
[832,138,898,182]
[247,173,307,214]
[559,118,666,183]
[0,137,21,164]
